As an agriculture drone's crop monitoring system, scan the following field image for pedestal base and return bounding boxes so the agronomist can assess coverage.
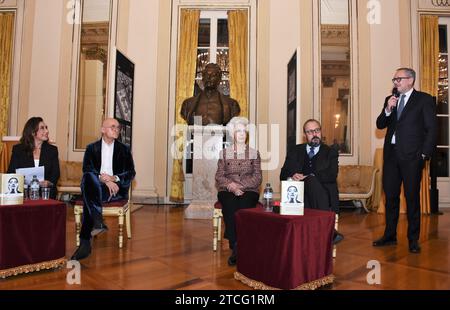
[184,125,225,220]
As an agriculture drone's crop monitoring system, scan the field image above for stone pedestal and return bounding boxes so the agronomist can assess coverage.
[184,125,226,219]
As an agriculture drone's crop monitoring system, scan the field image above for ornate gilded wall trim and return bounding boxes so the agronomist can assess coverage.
[431,0,449,6]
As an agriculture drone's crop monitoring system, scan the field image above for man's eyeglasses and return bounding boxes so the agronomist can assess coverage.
[392,76,411,83]
[105,125,122,131]
[305,128,321,135]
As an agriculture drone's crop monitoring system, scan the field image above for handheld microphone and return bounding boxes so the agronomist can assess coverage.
[392,87,400,98]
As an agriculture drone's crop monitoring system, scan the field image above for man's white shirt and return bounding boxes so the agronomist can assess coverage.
[306,144,320,156]
[101,139,114,176]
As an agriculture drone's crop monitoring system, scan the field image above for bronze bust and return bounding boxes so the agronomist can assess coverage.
[181,63,240,126]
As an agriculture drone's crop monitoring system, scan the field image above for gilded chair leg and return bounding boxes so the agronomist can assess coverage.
[119,214,124,248]
[213,215,218,251]
[75,208,81,247]
[361,199,370,213]
[217,215,222,242]
[126,207,131,239]
[333,214,339,259]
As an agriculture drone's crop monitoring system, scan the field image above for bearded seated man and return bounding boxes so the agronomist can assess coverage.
[280,119,343,245]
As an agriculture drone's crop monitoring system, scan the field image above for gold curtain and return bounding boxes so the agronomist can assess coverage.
[169,9,200,203]
[419,15,439,214]
[371,148,383,210]
[420,15,439,98]
[0,12,15,157]
[228,10,248,118]
[0,140,18,173]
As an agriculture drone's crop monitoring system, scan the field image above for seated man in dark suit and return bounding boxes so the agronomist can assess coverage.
[280,119,343,244]
[71,118,136,261]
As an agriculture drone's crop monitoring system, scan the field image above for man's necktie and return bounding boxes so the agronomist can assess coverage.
[397,95,406,120]
[308,146,315,159]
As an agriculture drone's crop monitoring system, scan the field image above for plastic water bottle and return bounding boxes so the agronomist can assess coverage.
[29,175,40,200]
[263,183,273,212]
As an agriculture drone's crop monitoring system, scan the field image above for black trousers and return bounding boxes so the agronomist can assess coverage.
[304,176,332,212]
[218,191,260,246]
[79,172,127,241]
[382,148,423,242]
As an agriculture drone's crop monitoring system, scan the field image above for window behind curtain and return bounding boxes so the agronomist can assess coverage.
[194,12,229,96]
[437,21,449,177]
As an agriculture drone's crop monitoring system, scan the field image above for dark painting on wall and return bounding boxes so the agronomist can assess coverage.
[287,49,298,152]
[114,50,134,148]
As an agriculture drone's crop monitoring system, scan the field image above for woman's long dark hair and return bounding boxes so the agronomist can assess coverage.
[20,117,44,154]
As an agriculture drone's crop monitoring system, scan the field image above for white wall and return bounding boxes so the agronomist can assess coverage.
[267,0,300,190]
[370,0,402,155]
[125,0,159,198]
[27,0,64,142]
[83,0,110,22]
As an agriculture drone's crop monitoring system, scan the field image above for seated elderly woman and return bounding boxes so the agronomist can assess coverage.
[215,116,262,266]
[7,117,60,199]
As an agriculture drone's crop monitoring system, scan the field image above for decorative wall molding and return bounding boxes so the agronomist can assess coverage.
[321,24,350,47]
[178,0,251,5]
[431,0,449,6]
[81,22,109,46]
[419,0,450,10]
[322,60,350,77]
[0,0,17,8]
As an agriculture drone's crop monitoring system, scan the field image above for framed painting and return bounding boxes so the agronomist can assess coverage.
[287,48,299,152]
[114,50,134,148]
[280,180,304,216]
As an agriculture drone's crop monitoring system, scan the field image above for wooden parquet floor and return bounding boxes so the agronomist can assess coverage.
[1,205,449,290]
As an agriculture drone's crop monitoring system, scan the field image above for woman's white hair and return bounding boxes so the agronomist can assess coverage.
[227,116,248,131]
[226,116,249,142]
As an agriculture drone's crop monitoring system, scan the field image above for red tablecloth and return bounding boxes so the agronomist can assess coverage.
[234,207,335,290]
[0,199,66,278]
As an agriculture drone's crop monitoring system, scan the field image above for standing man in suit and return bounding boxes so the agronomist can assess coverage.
[71,118,136,261]
[374,68,437,254]
[280,119,343,244]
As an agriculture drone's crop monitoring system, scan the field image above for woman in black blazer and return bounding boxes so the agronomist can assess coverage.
[7,117,60,198]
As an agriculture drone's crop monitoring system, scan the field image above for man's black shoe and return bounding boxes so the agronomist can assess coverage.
[91,222,108,237]
[229,241,234,250]
[228,244,237,266]
[70,240,91,261]
[227,254,237,266]
[333,231,344,245]
[373,236,397,247]
[409,240,421,254]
